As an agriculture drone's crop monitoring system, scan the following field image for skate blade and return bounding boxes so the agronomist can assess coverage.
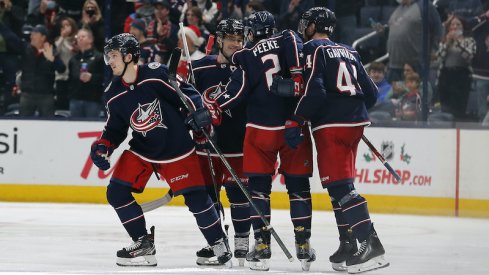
[332,261,347,271]
[347,255,389,274]
[237,258,245,267]
[116,255,157,267]
[300,259,312,271]
[248,259,269,271]
[196,256,224,266]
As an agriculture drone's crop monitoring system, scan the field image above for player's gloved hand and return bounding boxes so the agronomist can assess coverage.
[192,127,214,151]
[203,100,222,126]
[185,108,212,131]
[90,139,114,170]
[270,69,304,97]
[290,66,305,97]
[284,115,307,149]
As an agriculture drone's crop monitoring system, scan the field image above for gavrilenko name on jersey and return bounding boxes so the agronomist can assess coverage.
[326,47,357,62]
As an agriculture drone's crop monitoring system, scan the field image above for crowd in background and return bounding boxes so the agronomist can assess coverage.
[0,0,488,125]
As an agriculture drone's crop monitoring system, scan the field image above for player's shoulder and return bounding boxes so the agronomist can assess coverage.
[193,55,218,70]
[139,62,170,80]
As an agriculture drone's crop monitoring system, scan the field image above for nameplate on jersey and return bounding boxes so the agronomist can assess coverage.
[326,48,357,62]
[253,40,279,56]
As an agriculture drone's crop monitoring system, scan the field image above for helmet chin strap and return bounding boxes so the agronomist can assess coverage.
[120,54,132,78]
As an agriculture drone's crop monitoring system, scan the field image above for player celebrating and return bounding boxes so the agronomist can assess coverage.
[191,18,251,267]
[292,7,389,273]
[90,33,231,267]
[205,11,315,271]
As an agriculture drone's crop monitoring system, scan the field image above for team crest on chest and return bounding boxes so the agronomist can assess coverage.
[148,62,161,69]
[130,99,167,136]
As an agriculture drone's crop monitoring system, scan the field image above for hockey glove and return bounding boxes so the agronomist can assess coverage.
[203,100,222,126]
[284,115,307,149]
[90,139,115,170]
[270,69,305,97]
[185,108,212,131]
[192,126,214,151]
[290,66,305,97]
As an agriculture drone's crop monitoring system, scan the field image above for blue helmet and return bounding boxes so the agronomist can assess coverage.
[298,7,336,37]
[246,11,276,40]
[104,33,141,64]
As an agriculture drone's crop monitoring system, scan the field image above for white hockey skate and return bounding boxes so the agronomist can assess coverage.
[116,226,157,266]
[234,235,249,267]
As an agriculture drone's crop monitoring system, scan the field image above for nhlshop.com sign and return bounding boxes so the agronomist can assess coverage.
[1,119,487,201]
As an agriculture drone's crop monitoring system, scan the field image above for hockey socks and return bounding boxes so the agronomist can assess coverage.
[248,176,272,239]
[331,198,351,241]
[328,184,372,242]
[183,190,224,245]
[106,182,147,240]
[285,176,312,240]
[225,185,251,236]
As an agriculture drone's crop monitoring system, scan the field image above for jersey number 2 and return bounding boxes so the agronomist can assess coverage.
[261,54,281,89]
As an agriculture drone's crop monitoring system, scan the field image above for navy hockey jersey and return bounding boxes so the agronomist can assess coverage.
[214,30,303,128]
[295,39,378,129]
[193,55,247,155]
[101,63,203,162]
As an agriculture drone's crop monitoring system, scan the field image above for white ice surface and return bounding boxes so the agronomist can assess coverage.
[1,202,489,274]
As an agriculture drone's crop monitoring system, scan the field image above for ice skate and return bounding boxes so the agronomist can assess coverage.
[346,227,389,274]
[329,231,358,271]
[294,227,316,271]
[246,229,271,271]
[116,226,157,266]
[212,238,233,267]
[196,245,223,266]
[234,235,249,267]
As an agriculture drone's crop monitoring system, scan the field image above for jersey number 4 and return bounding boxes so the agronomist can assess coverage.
[306,55,359,96]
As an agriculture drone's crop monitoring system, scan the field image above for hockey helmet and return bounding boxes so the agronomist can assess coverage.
[246,11,276,39]
[216,19,245,39]
[298,7,336,37]
[104,33,141,65]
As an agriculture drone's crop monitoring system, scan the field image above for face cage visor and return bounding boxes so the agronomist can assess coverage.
[297,18,309,37]
[104,48,122,65]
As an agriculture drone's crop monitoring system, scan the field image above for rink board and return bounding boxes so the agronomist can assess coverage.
[1,119,488,218]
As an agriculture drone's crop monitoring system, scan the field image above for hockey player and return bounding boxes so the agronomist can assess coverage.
[90,33,231,267]
[204,11,315,271]
[291,7,389,273]
[191,19,251,267]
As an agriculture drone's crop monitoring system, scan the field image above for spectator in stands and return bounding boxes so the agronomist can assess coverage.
[56,0,85,22]
[376,0,442,83]
[123,1,154,34]
[436,15,476,121]
[80,0,104,52]
[147,0,178,64]
[129,18,161,64]
[278,0,314,31]
[54,17,78,110]
[27,0,58,32]
[19,24,65,117]
[434,0,483,22]
[179,0,219,33]
[471,12,489,122]
[0,0,24,113]
[330,0,365,45]
[368,62,391,105]
[395,72,422,121]
[67,27,104,118]
[176,24,205,79]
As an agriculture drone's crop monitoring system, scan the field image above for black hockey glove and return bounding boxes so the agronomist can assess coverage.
[185,108,212,131]
[90,139,115,170]
[284,115,307,149]
[270,76,295,97]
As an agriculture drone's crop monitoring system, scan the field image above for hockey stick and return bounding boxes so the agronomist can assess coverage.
[141,189,174,212]
[168,48,294,262]
[205,34,215,55]
[179,22,226,222]
[362,135,401,182]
